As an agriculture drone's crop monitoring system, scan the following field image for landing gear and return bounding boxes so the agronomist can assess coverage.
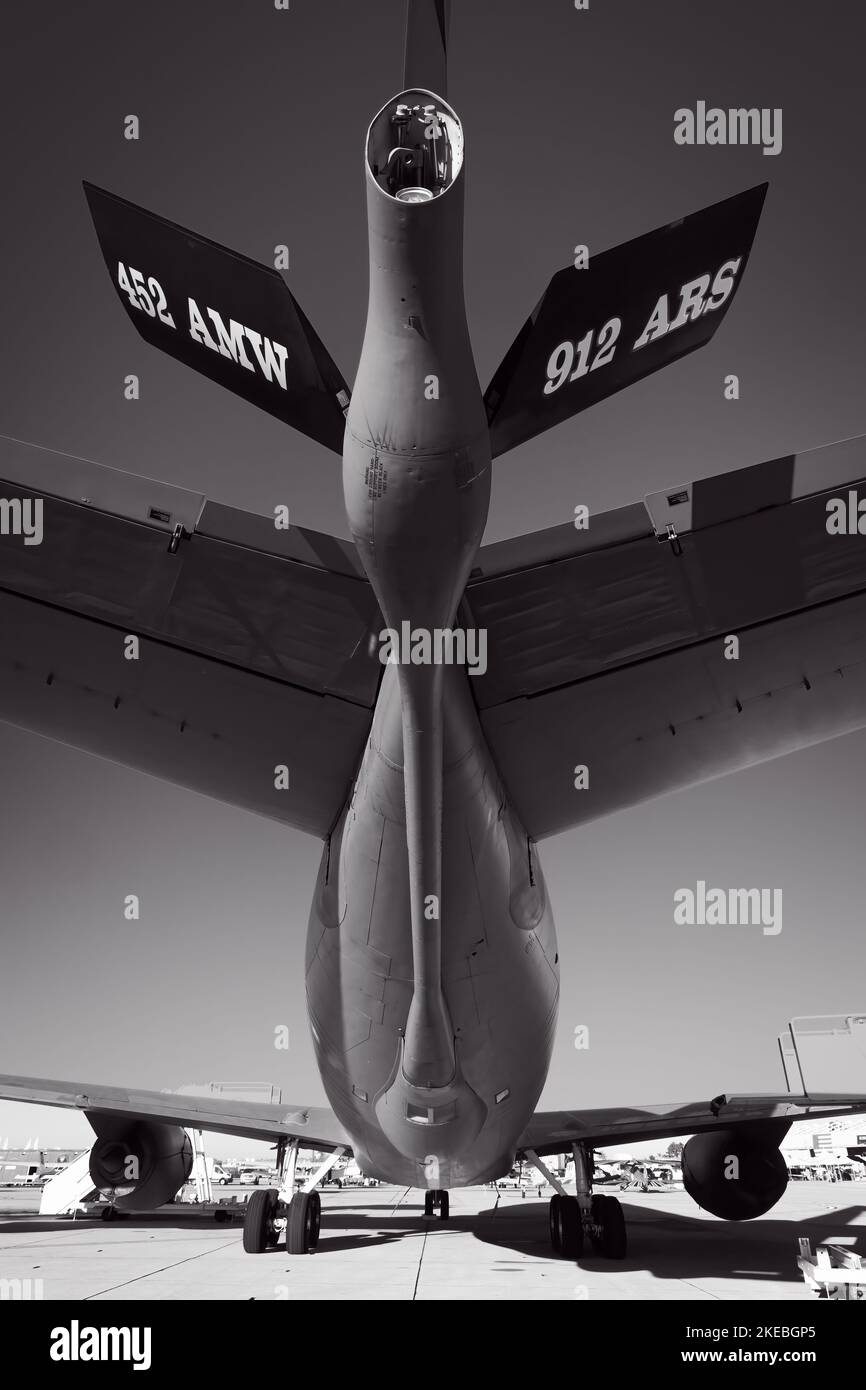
[241,1137,345,1256]
[286,1190,321,1254]
[243,1187,279,1253]
[532,1144,628,1262]
[423,1189,449,1220]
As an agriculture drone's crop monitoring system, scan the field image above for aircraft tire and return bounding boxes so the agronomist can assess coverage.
[438,1190,449,1220]
[559,1196,584,1258]
[243,1187,277,1254]
[549,1194,563,1252]
[286,1190,321,1254]
[591,1194,627,1259]
[424,1191,435,1217]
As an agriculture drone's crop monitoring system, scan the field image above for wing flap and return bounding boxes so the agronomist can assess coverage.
[468,434,866,839]
[480,596,866,839]
[0,437,381,836]
[0,588,371,835]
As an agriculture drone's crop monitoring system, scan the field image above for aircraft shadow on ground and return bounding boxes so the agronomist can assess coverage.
[4,1198,865,1282]
[258,1196,866,1278]
[471,1199,866,1283]
[0,1214,246,1235]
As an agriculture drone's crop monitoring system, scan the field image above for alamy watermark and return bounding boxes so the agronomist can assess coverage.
[0,497,43,545]
[674,880,782,936]
[675,103,782,156]
[378,622,487,676]
[0,1277,44,1300]
[826,491,866,534]
[50,1321,151,1371]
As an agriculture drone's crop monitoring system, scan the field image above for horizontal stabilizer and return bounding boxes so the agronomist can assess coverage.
[485,184,767,457]
[467,433,866,839]
[84,182,350,454]
[0,435,381,838]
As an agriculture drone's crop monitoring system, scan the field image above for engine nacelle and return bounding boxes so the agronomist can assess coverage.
[682,1121,789,1221]
[89,1120,192,1211]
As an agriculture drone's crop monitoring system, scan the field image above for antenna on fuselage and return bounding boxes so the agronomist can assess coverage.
[403,0,450,99]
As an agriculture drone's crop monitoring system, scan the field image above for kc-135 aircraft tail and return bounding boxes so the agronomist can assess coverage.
[3,0,866,1256]
[83,0,766,469]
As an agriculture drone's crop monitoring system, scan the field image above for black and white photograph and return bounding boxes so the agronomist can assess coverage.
[1,0,865,1348]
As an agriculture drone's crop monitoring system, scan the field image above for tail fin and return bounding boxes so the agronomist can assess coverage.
[485,183,767,458]
[84,182,350,455]
[403,0,450,97]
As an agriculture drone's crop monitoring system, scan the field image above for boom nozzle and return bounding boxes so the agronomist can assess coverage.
[368,91,463,204]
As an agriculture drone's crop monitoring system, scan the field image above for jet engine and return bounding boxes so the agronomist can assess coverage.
[682,1120,789,1220]
[88,1120,193,1211]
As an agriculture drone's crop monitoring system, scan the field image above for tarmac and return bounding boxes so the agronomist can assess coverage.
[0,1182,864,1301]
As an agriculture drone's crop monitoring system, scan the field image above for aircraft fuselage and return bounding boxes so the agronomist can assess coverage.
[305,90,560,1187]
[306,660,560,1188]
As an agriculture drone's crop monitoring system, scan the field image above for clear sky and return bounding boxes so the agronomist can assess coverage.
[1,0,864,1154]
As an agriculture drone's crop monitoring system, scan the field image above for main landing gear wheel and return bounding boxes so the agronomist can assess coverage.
[549,1194,563,1253]
[243,1187,279,1254]
[549,1194,583,1257]
[589,1194,627,1259]
[559,1195,584,1258]
[424,1191,436,1217]
[438,1190,449,1221]
[286,1190,321,1254]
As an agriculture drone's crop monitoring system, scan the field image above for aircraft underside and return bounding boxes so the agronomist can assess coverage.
[306,661,560,1188]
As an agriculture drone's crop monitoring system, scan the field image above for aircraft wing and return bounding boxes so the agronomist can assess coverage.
[0,1074,349,1150]
[0,435,383,838]
[518,1092,866,1158]
[466,433,866,839]
[519,1013,866,1156]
